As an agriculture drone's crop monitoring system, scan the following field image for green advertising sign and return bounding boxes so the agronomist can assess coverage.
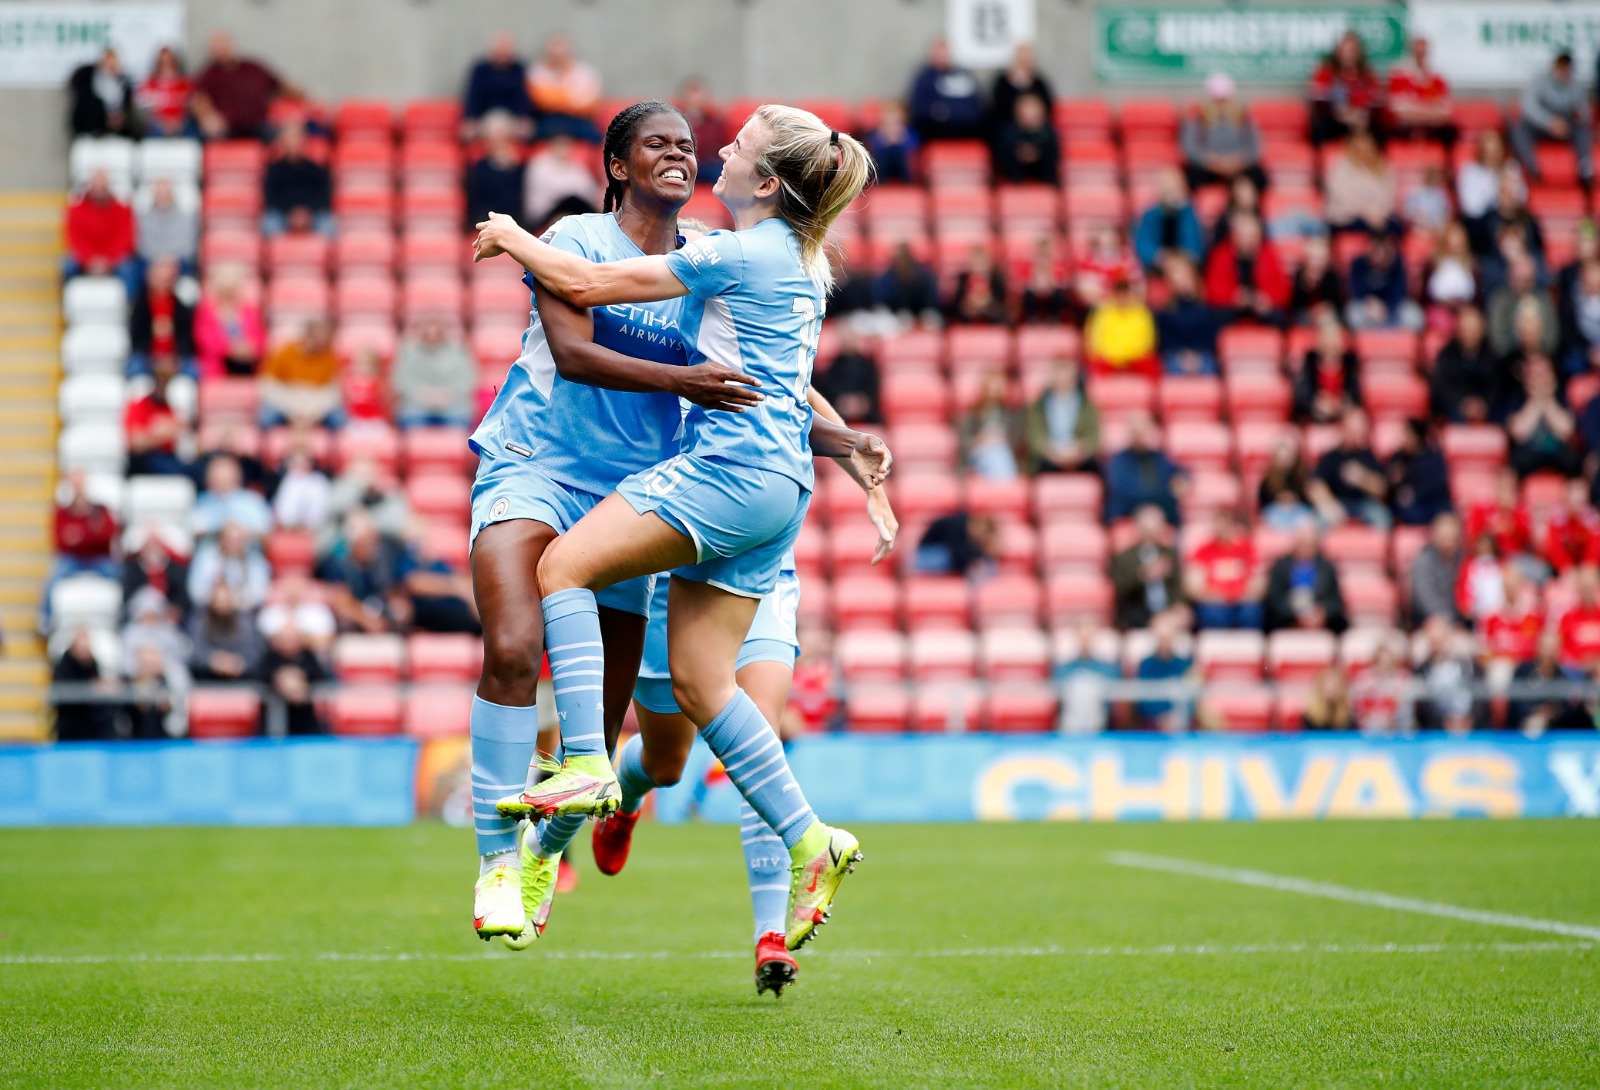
[1097,6,1407,83]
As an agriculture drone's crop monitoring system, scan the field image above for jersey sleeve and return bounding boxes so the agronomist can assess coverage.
[663,229,745,300]
[542,215,592,258]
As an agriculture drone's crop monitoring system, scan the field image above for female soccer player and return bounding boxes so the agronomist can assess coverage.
[466,101,760,943]
[476,105,881,948]
[597,397,896,994]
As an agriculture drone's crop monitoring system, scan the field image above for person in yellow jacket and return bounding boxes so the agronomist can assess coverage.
[1085,274,1158,379]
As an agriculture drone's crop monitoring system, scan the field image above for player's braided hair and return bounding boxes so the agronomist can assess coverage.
[601,100,692,213]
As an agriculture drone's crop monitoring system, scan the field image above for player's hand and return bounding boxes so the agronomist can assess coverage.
[866,486,899,565]
[849,433,892,490]
[473,212,526,262]
[673,363,763,412]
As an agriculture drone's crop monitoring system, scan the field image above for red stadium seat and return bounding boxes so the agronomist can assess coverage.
[334,227,397,273]
[880,371,952,424]
[332,137,395,187]
[204,140,267,184]
[335,99,394,139]
[1273,687,1310,732]
[264,530,315,575]
[335,272,397,321]
[187,688,261,739]
[1342,573,1399,627]
[1226,373,1292,422]
[974,573,1043,627]
[1039,519,1109,573]
[909,629,978,680]
[265,233,330,275]
[967,478,1031,521]
[1165,421,1232,472]
[201,229,262,270]
[1363,374,1428,421]
[1195,630,1266,681]
[1015,326,1082,368]
[1158,375,1223,421]
[334,319,398,364]
[402,427,472,475]
[421,521,469,570]
[1322,523,1389,573]
[946,326,1014,374]
[923,141,990,188]
[328,686,404,736]
[846,685,912,733]
[1247,98,1308,139]
[1055,98,1115,140]
[984,684,1057,732]
[1266,630,1338,682]
[402,272,465,321]
[824,523,891,575]
[1087,375,1155,419]
[1441,425,1508,471]
[902,577,971,630]
[931,187,995,238]
[891,471,963,524]
[407,634,482,683]
[402,684,473,738]
[829,574,901,632]
[1182,471,1242,519]
[1033,473,1102,521]
[402,99,462,140]
[886,422,958,470]
[993,521,1040,576]
[877,327,943,371]
[1201,688,1275,733]
[979,626,1051,681]
[336,423,400,475]
[1045,571,1112,624]
[996,185,1062,234]
[332,634,406,682]
[837,631,907,682]
[405,472,470,522]
[911,685,981,732]
[1340,627,1404,670]
[1120,98,1180,140]
[197,378,258,424]
[1218,326,1284,372]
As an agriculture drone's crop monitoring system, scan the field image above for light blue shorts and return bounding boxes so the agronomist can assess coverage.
[469,446,654,617]
[615,454,810,600]
[633,567,801,713]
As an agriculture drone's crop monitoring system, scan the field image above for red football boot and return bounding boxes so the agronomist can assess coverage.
[591,808,640,876]
[754,931,799,997]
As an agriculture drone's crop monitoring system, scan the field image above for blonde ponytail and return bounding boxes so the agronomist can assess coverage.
[751,104,874,291]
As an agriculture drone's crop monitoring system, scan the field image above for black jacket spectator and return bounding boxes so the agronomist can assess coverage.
[1431,307,1499,423]
[992,95,1059,184]
[465,155,525,230]
[814,337,882,424]
[264,148,332,217]
[1315,443,1386,521]
[1264,550,1349,633]
[129,272,196,361]
[257,630,329,735]
[875,246,939,317]
[52,635,115,741]
[989,44,1054,136]
[914,512,998,577]
[1110,514,1185,631]
[908,40,985,142]
[1386,422,1454,526]
[69,53,136,137]
[1288,249,1347,326]
[1293,346,1362,424]
[463,35,534,129]
[122,539,191,622]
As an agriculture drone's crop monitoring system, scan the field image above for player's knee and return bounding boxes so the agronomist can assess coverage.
[478,620,542,703]
[641,746,688,787]
[670,675,736,726]
[534,541,580,595]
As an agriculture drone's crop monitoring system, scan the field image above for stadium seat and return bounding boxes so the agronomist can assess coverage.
[328,686,404,735]
[63,276,126,326]
[890,470,962,524]
[1033,473,1102,521]
[1165,421,1232,472]
[829,574,901,631]
[1342,574,1399,627]
[336,422,401,475]
[1045,571,1113,624]
[946,326,1013,373]
[402,427,472,475]
[880,371,951,423]
[837,630,907,682]
[996,185,1062,234]
[332,634,406,682]
[845,685,911,732]
[1218,326,1283,373]
[984,684,1057,732]
[58,424,126,475]
[1195,630,1266,681]
[335,273,398,321]
[58,374,125,427]
[264,530,316,575]
[405,472,470,522]
[126,475,195,530]
[824,523,892,574]
[911,684,981,732]
[402,683,474,738]
[1157,375,1223,421]
[187,688,262,739]
[69,135,135,190]
[335,99,394,139]
[1273,687,1310,732]
[1054,98,1115,141]
[49,574,123,634]
[1226,373,1292,422]
[923,141,990,188]
[966,478,1031,522]
[973,573,1042,627]
[903,577,972,630]
[1039,519,1109,573]
[1363,374,1428,421]
[931,187,995,238]
[407,634,482,683]
[135,138,202,184]
[1015,326,1082,368]
[1441,425,1508,470]
[1321,524,1389,573]
[1340,627,1403,670]
[402,99,463,140]
[1200,688,1275,733]
[886,422,958,470]
[979,627,1051,681]
[1266,630,1338,682]
[909,629,978,680]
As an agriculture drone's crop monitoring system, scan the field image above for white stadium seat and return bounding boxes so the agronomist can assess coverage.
[135,138,202,185]
[61,325,130,374]
[49,574,124,635]
[126,475,197,530]
[58,374,127,427]
[58,423,127,476]
[63,277,127,326]
[68,136,135,192]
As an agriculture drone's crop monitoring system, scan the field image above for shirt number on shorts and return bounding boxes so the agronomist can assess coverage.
[639,456,693,498]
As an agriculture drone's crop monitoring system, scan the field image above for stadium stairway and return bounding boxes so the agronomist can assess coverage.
[0,192,64,741]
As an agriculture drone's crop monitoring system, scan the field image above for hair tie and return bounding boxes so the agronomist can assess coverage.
[829,130,840,146]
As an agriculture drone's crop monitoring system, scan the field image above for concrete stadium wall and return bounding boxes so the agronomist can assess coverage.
[0,0,1390,189]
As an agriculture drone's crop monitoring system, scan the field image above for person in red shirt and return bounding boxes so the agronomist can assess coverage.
[1309,29,1383,145]
[125,363,194,478]
[52,470,118,576]
[1557,566,1600,667]
[1543,477,1600,575]
[64,170,138,294]
[1184,508,1264,629]
[1204,212,1290,324]
[1385,37,1454,142]
[1465,466,1535,560]
[1481,563,1545,676]
[135,46,193,137]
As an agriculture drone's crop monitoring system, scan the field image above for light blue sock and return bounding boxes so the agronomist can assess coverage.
[617,732,658,814]
[469,696,536,858]
[700,689,816,851]
[536,814,587,856]
[739,798,790,943]
[541,588,606,758]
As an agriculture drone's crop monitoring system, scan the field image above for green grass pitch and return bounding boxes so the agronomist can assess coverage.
[1,820,1597,1089]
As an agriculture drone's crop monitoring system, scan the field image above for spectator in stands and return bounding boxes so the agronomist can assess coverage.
[990,42,1053,137]
[192,455,272,540]
[865,99,919,185]
[121,585,191,682]
[257,625,329,735]
[391,313,476,428]
[1465,467,1535,567]
[826,252,878,319]
[136,178,199,270]
[1412,512,1465,624]
[1544,479,1600,575]
[1559,566,1600,667]
[1018,238,1070,323]
[1207,175,1262,250]
[992,93,1059,185]
[1134,611,1196,732]
[1310,407,1389,527]
[122,531,189,621]
[1106,412,1187,525]
[958,369,1023,480]
[914,510,999,578]
[875,242,939,320]
[945,244,1008,325]
[1258,438,1317,529]
[325,457,409,552]
[1085,274,1157,378]
[399,530,481,635]
[341,348,386,424]
[1416,617,1484,733]
[462,30,533,141]
[813,326,882,425]
[1510,630,1587,735]
[1300,665,1354,731]
[1181,72,1266,192]
[1506,354,1581,478]
[1309,30,1382,145]
[187,581,264,684]
[1325,130,1399,237]
[1431,305,1497,424]
[1055,616,1119,735]
[317,510,407,633]
[464,110,526,228]
[676,79,727,186]
[51,468,118,584]
[1075,224,1140,309]
[1288,235,1346,328]
[1294,314,1361,424]
[1186,508,1264,630]
[1387,418,1453,527]
[524,134,602,228]
[1346,232,1423,331]
[135,46,192,137]
[124,360,193,479]
[188,522,270,613]
[1403,166,1453,235]
[262,121,332,238]
[128,257,195,376]
[1559,257,1600,377]
[1458,131,1525,244]
[192,30,283,141]
[1156,257,1224,376]
[1488,256,1557,361]
[1204,213,1290,325]
[1352,642,1411,734]
[526,34,602,142]
[1264,519,1348,633]
[1385,36,1454,142]
[1458,532,1508,623]
[68,47,135,137]
[1511,51,1594,186]
[52,629,115,741]
[1481,178,1548,284]
[259,318,343,428]
[193,264,266,378]
[1111,504,1185,631]
[257,573,336,655]
[271,450,332,533]
[909,38,985,142]
[123,639,189,739]
[1424,222,1478,321]
[64,170,137,294]
[1134,169,1204,275]
[1555,221,1598,310]
[1025,357,1099,474]
[1481,563,1543,683]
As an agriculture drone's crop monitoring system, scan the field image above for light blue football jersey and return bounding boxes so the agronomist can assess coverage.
[662,217,820,491]
[469,214,690,495]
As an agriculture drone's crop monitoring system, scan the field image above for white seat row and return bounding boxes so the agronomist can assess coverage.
[62,325,130,375]
[49,574,123,635]
[58,424,127,476]
[70,136,201,191]
[63,276,126,326]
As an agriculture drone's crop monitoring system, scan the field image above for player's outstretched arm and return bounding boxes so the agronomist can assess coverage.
[475,212,689,308]
[808,388,898,564]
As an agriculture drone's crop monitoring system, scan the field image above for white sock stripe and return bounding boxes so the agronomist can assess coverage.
[547,641,603,654]
[746,883,790,892]
[564,731,605,743]
[1108,852,1600,943]
[731,752,785,785]
[724,738,780,774]
[552,684,603,695]
[743,765,795,796]
[774,805,812,834]
[473,822,514,834]
[714,727,773,763]
[470,779,524,791]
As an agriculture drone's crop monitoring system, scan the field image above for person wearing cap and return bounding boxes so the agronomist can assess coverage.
[1181,72,1266,193]
[1511,51,1593,185]
[1385,37,1454,143]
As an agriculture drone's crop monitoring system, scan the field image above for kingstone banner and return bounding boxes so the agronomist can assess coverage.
[1409,1,1600,88]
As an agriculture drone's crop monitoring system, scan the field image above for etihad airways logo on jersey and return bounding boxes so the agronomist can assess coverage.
[604,304,682,350]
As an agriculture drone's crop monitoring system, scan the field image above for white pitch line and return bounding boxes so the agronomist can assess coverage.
[0,940,1588,968]
[1108,850,1600,943]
